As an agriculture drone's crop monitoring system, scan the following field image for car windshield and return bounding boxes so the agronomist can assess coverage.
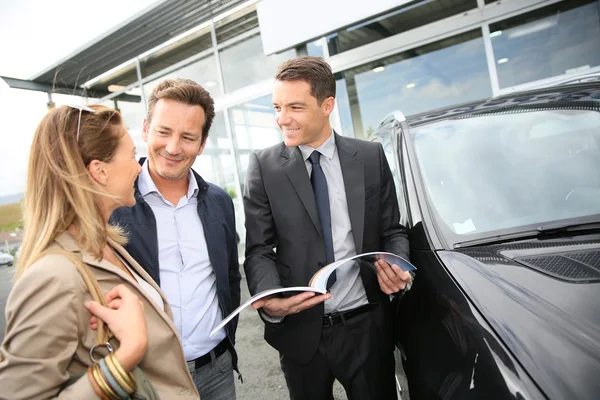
[410,108,600,245]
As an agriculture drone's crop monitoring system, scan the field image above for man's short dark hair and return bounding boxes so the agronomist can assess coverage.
[147,78,215,144]
[275,56,336,104]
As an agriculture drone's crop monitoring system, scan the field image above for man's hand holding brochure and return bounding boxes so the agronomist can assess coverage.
[210,252,416,338]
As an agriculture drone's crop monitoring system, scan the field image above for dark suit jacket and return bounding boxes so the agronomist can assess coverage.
[110,158,241,370]
[243,133,409,363]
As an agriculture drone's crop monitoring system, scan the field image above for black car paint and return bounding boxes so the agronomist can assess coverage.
[380,83,600,399]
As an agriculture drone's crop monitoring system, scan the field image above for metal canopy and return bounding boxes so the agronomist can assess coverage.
[0,76,141,102]
[9,0,245,98]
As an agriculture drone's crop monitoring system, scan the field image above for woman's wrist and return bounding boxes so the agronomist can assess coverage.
[113,343,144,372]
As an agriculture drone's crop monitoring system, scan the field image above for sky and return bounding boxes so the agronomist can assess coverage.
[0,0,157,197]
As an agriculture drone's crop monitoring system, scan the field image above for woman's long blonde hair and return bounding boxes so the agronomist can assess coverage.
[16,105,127,279]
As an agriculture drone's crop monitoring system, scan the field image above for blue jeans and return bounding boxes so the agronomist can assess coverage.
[188,349,236,400]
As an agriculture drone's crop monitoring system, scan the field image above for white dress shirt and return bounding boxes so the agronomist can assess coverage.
[138,161,225,361]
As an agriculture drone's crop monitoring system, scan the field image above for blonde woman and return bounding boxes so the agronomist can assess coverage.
[0,105,199,399]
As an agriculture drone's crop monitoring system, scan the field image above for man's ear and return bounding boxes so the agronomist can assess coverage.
[321,97,335,117]
[142,119,149,142]
[87,160,108,186]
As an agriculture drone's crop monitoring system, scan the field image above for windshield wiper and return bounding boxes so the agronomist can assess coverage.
[536,221,600,235]
[453,231,538,249]
[453,219,600,249]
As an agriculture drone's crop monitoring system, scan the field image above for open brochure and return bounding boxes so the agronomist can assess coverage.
[210,251,416,338]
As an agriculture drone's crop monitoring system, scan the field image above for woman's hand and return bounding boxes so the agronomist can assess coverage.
[84,284,148,371]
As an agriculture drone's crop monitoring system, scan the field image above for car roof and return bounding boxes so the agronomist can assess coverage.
[401,81,600,128]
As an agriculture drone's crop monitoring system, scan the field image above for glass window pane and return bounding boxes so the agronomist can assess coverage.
[193,155,217,184]
[220,34,295,92]
[335,77,355,137]
[113,88,147,158]
[98,88,146,159]
[327,0,477,55]
[490,0,600,88]
[306,38,326,57]
[204,109,229,150]
[140,24,213,79]
[200,111,237,203]
[229,95,281,184]
[143,55,219,101]
[215,6,258,44]
[340,30,492,139]
[202,103,244,239]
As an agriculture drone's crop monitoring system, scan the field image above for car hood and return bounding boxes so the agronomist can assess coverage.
[438,237,600,400]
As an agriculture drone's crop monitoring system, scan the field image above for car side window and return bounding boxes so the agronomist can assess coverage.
[400,133,420,227]
[375,126,409,227]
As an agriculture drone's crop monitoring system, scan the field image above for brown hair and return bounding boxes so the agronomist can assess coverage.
[275,56,336,104]
[147,78,216,144]
[16,105,126,278]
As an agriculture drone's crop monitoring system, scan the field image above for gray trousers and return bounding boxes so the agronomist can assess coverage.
[188,349,236,400]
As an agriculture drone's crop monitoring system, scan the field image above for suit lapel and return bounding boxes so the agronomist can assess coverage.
[282,146,323,237]
[336,133,365,253]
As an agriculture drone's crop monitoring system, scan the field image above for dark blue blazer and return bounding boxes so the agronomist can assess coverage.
[109,158,241,370]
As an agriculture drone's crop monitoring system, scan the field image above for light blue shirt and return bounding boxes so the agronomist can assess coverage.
[298,132,369,313]
[138,161,225,361]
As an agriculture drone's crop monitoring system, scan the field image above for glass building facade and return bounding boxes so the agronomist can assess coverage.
[90,0,600,241]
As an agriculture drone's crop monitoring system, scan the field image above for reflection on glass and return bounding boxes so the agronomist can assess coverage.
[490,0,600,88]
[220,35,296,92]
[341,30,491,139]
[143,56,219,102]
[327,0,476,55]
[412,109,600,244]
[229,95,281,184]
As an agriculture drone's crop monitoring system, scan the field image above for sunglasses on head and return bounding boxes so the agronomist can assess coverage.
[66,104,95,141]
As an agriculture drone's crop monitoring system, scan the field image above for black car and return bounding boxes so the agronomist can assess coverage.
[373,82,600,400]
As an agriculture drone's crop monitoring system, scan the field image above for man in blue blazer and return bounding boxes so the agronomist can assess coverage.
[110,78,241,400]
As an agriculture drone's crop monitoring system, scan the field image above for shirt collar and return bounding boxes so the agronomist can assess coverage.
[139,160,198,200]
[298,130,336,162]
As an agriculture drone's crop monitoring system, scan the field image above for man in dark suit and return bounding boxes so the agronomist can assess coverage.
[243,56,411,400]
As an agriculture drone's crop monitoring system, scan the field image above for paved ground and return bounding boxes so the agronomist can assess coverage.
[0,264,408,399]
[231,269,349,400]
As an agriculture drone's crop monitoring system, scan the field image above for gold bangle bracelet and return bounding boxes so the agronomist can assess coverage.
[105,354,135,394]
[93,364,121,400]
[108,354,137,390]
[88,367,111,400]
[93,364,120,400]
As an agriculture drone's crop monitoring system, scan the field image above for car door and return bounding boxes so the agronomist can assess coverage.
[387,125,544,400]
